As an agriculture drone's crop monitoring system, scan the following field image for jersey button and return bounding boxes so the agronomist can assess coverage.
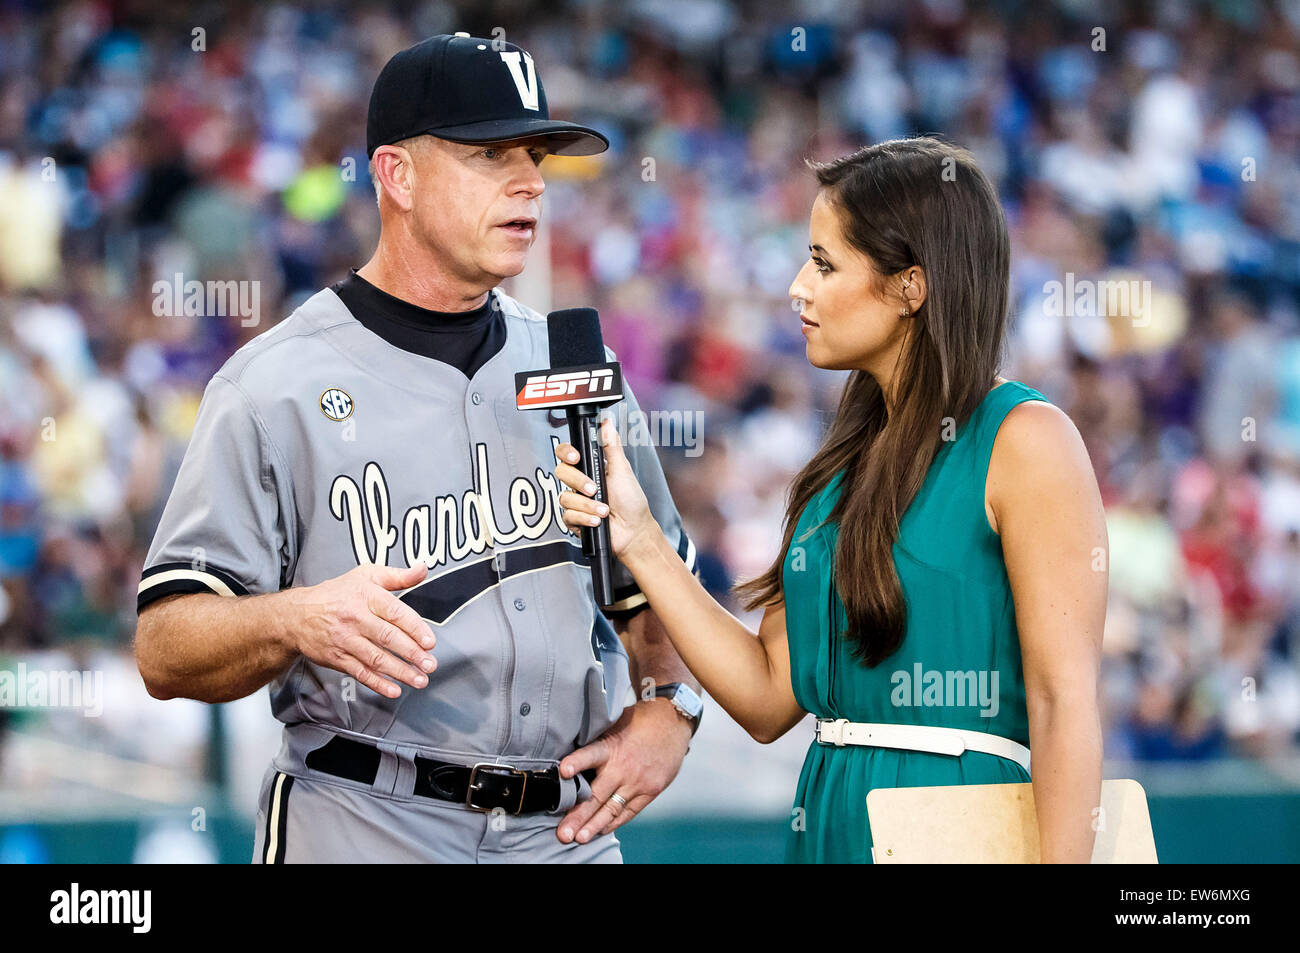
[519,702,531,716]
[471,392,482,405]
[513,598,526,611]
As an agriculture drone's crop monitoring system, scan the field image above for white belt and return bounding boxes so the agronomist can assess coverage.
[814,718,1031,774]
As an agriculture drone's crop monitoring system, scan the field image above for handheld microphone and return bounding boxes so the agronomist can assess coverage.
[514,308,624,607]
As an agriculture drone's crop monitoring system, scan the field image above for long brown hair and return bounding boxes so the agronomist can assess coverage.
[735,136,1010,667]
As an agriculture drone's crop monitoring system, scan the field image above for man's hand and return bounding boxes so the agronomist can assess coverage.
[280,563,437,699]
[555,696,692,844]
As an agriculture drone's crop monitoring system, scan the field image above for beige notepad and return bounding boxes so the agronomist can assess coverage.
[866,779,1157,863]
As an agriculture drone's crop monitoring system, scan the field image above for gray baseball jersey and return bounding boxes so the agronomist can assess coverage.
[138,286,698,862]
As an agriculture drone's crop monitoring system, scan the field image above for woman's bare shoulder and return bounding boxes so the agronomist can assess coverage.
[986,399,1094,534]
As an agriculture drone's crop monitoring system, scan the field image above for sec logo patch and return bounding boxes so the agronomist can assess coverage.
[320,388,354,421]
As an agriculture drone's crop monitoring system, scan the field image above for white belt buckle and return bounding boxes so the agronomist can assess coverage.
[817,718,849,747]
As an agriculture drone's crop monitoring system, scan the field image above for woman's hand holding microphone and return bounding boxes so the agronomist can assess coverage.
[552,417,660,565]
[555,413,805,747]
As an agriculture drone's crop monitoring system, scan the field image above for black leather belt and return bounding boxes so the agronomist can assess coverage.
[305,734,576,815]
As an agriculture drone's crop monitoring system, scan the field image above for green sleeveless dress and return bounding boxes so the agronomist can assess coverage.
[781,380,1050,864]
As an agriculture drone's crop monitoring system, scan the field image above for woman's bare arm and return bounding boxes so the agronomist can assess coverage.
[989,400,1107,864]
[623,530,803,742]
[554,421,805,742]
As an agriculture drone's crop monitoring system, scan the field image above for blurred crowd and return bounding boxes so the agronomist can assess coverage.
[2,0,1300,793]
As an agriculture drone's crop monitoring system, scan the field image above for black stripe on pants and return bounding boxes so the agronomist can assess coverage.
[262,772,295,864]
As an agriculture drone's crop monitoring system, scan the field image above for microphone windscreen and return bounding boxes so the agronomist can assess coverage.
[547,308,606,367]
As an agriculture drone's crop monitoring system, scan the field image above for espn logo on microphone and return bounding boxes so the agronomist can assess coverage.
[515,362,624,410]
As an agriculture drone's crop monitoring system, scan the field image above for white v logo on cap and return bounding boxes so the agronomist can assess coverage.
[499,51,540,111]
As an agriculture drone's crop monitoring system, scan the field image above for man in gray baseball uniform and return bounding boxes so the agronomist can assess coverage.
[134,33,703,863]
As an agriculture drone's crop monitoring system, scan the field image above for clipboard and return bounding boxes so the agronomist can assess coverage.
[865,779,1158,863]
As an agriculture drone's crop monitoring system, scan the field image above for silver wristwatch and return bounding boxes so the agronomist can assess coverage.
[654,682,703,736]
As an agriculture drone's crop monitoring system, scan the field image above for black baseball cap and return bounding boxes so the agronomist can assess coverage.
[366,33,609,159]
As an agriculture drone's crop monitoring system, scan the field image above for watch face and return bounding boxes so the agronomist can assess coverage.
[672,684,704,719]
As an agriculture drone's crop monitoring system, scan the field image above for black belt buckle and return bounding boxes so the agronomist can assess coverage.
[466,761,529,814]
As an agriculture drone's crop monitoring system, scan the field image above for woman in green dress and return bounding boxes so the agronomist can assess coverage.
[552,136,1107,863]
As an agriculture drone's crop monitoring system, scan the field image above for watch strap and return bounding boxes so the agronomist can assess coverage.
[653,682,702,736]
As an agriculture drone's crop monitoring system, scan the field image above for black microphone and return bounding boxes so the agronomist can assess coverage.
[514,308,624,607]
